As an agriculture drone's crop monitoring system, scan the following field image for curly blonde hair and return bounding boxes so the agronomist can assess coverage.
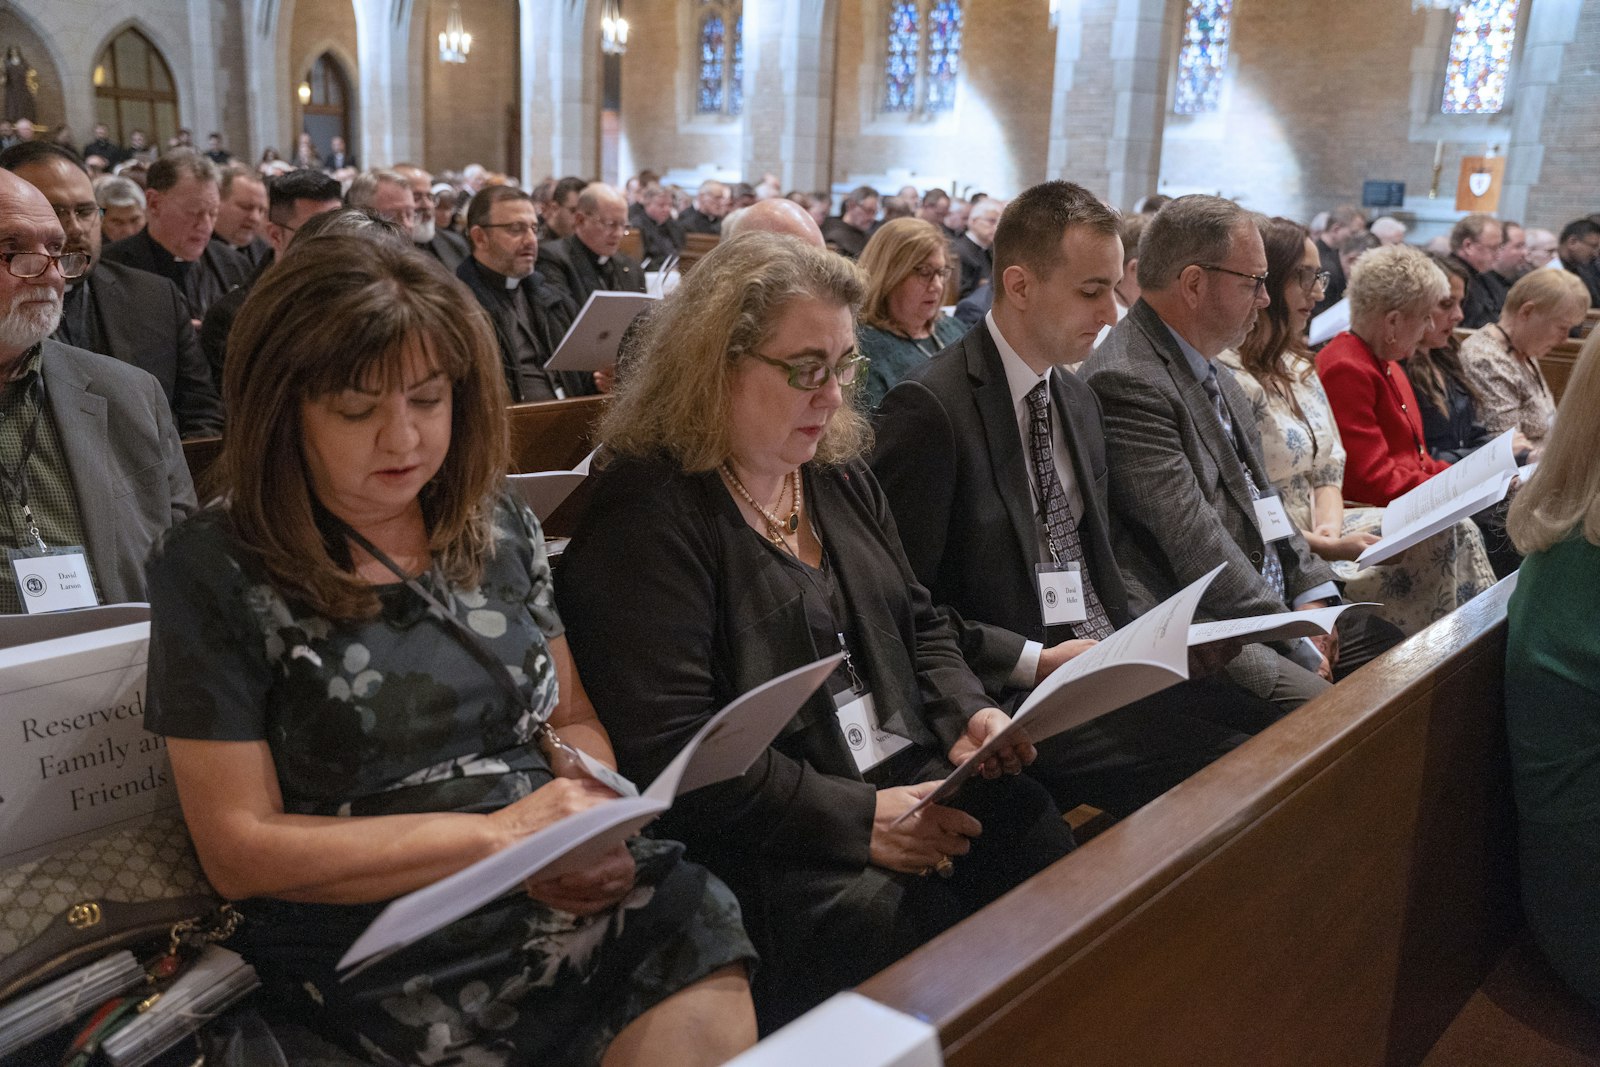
[1347,244,1448,323]
[600,233,871,471]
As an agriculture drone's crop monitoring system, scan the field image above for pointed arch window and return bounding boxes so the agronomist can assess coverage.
[1173,0,1233,115]
[92,28,180,145]
[695,1,743,117]
[881,0,963,117]
[1440,0,1520,114]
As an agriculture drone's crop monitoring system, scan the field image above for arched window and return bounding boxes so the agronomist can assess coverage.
[299,53,352,161]
[92,28,179,145]
[1440,0,1521,114]
[1173,0,1233,115]
[881,0,963,117]
[695,1,743,117]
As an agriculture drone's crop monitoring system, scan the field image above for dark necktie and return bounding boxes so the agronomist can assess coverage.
[1201,365,1285,601]
[1025,382,1115,640]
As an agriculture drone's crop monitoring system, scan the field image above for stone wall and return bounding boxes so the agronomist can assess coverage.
[423,0,519,175]
[618,0,744,182]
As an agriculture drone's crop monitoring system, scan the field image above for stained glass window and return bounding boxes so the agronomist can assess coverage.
[1441,0,1521,114]
[695,2,743,116]
[925,2,962,113]
[1173,0,1233,115]
[881,1,963,116]
[884,3,920,112]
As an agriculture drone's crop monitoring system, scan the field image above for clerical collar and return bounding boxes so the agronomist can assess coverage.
[472,258,527,291]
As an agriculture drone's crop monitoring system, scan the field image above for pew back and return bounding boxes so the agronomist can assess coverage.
[680,232,721,274]
[861,577,1521,1067]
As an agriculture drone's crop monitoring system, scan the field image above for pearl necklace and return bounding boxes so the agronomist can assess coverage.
[721,463,802,548]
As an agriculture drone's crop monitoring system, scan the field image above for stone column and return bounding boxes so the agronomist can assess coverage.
[741,0,835,191]
[1498,0,1583,225]
[521,0,600,184]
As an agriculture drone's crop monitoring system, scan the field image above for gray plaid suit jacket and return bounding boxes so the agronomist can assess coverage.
[1080,300,1337,697]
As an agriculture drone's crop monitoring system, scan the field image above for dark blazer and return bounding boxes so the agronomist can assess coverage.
[953,234,992,300]
[1453,254,1500,330]
[417,229,469,273]
[1411,361,1495,464]
[629,204,685,268]
[100,228,252,322]
[821,217,871,260]
[59,260,223,438]
[871,323,1131,694]
[677,207,721,236]
[535,235,646,309]
[39,340,198,603]
[1081,300,1338,696]
[1313,238,1345,317]
[454,256,583,402]
[557,456,989,872]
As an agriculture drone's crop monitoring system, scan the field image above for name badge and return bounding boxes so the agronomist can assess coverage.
[8,546,99,614]
[1036,562,1086,625]
[1252,495,1295,543]
[834,689,911,774]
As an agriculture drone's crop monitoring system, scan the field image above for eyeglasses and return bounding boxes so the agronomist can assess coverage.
[479,222,538,238]
[747,350,869,391]
[0,251,89,280]
[912,264,955,284]
[52,204,100,226]
[1197,263,1269,297]
[1294,266,1332,293]
[585,219,629,234]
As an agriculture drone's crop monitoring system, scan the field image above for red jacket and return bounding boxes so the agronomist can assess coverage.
[1316,331,1449,506]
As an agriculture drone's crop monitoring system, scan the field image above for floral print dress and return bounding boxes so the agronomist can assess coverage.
[1217,352,1496,635]
[145,497,754,1067]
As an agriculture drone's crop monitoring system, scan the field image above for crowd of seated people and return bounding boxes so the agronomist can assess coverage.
[5,129,1600,1065]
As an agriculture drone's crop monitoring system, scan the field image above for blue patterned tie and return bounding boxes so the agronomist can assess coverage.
[1025,382,1116,640]
[1202,365,1285,601]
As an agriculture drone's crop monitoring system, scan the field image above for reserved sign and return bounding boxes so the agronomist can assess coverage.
[0,622,176,869]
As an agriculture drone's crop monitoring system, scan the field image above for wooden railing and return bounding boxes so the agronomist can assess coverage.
[860,577,1535,1066]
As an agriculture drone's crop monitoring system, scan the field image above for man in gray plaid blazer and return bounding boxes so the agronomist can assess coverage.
[1081,195,1337,710]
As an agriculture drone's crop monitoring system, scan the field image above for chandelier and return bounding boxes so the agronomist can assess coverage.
[601,0,629,56]
[438,2,472,64]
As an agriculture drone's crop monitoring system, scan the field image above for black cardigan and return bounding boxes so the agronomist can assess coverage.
[556,455,990,872]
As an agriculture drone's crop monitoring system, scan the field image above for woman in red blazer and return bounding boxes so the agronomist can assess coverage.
[1315,244,1453,506]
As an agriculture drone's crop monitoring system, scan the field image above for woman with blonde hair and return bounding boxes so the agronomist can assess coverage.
[1315,244,1453,506]
[557,233,1072,1031]
[856,217,966,407]
[1459,267,1590,454]
[1504,327,1600,1012]
[1218,218,1477,650]
[145,234,758,1066]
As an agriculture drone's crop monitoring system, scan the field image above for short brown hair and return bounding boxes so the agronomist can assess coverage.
[859,218,951,333]
[600,233,870,472]
[146,150,217,193]
[217,235,511,620]
[467,184,531,230]
[992,180,1120,296]
[1449,213,1501,253]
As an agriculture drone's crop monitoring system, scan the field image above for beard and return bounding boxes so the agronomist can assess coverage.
[413,216,436,244]
[0,287,63,351]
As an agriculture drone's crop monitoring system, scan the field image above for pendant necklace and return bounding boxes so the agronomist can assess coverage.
[721,463,802,548]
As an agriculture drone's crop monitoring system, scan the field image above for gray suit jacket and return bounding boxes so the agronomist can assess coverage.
[1081,300,1337,694]
[40,339,197,604]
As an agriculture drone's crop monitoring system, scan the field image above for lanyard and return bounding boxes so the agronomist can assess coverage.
[334,518,591,779]
[0,376,46,550]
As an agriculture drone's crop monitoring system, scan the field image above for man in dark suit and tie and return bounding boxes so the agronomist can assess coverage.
[1081,195,1346,710]
[99,151,251,325]
[325,136,355,173]
[872,181,1271,816]
[1,141,222,438]
[0,168,195,614]
[536,181,647,306]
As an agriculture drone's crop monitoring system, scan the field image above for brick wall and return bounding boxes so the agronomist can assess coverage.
[423,0,518,175]
[618,0,743,180]
[287,0,357,154]
[830,0,1057,197]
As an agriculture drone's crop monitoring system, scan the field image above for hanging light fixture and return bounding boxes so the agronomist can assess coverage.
[439,2,472,64]
[297,80,312,105]
[601,0,629,56]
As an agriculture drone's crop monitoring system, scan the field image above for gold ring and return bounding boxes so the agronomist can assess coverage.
[934,856,955,878]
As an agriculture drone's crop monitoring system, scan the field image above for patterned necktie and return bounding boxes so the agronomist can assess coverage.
[1025,382,1116,640]
[1202,365,1285,601]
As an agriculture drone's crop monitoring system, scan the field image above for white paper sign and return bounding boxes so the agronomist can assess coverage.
[546,291,659,372]
[1037,566,1086,625]
[1357,430,1519,569]
[0,622,173,869]
[10,550,98,614]
[1252,496,1295,543]
[834,690,911,774]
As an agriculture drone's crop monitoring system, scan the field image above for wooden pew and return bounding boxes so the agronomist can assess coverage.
[860,576,1599,1065]
[1541,337,1582,405]
[680,232,720,274]
[619,226,645,264]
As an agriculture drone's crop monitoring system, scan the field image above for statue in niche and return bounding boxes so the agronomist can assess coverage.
[2,47,38,123]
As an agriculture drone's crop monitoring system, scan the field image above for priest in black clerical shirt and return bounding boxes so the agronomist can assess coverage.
[629,185,684,269]
[537,182,646,309]
[677,180,729,236]
[0,141,222,438]
[457,185,587,403]
[820,185,879,260]
[99,152,251,325]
